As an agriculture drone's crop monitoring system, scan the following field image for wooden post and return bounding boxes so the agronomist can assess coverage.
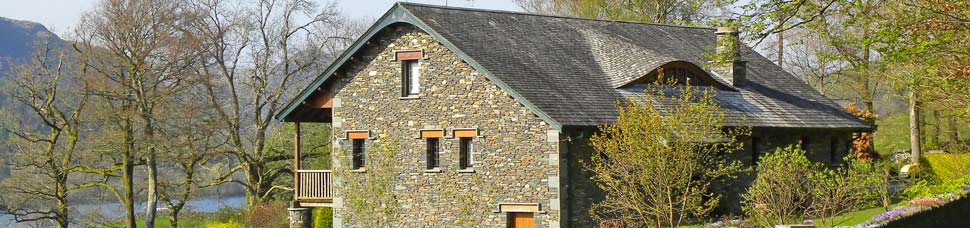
[294,121,302,198]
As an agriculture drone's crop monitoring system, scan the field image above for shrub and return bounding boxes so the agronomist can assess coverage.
[313,207,333,228]
[743,145,883,227]
[244,201,289,228]
[743,145,817,227]
[206,220,245,228]
[921,153,970,181]
[904,177,970,199]
[586,85,747,227]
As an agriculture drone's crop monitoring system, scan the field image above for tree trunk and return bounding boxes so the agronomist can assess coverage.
[145,118,159,228]
[123,159,135,228]
[910,90,922,165]
[931,110,942,148]
[949,115,961,145]
[170,210,180,228]
[123,126,136,228]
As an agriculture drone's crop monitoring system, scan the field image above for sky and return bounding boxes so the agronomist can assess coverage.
[0,0,522,37]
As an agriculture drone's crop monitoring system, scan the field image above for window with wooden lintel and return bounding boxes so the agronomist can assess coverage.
[454,129,478,170]
[420,129,443,170]
[347,131,370,170]
[397,50,423,97]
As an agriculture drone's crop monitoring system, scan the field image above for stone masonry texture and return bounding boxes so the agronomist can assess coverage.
[328,24,560,227]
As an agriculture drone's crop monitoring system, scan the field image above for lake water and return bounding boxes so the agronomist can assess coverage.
[0,195,246,227]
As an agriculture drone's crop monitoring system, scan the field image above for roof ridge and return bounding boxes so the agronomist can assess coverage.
[397,2,716,31]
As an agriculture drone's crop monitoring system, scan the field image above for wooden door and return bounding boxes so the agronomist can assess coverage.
[507,212,534,228]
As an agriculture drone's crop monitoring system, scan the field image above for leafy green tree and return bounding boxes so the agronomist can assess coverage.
[515,0,736,25]
[879,0,970,161]
[586,84,747,227]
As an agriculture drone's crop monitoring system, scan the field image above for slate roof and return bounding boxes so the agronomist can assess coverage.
[277,3,870,130]
[400,3,870,130]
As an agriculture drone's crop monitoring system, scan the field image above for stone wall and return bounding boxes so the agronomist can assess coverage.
[329,24,561,227]
[883,196,970,228]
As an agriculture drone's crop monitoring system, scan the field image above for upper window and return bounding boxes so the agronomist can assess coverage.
[659,67,698,85]
[623,61,732,90]
[402,60,420,96]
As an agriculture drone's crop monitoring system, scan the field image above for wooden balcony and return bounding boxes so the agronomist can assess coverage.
[291,122,333,207]
[295,170,333,207]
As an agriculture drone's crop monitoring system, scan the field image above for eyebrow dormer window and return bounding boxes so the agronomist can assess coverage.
[403,60,420,96]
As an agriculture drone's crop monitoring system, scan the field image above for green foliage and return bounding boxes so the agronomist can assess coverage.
[905,153,970,199]
[263,123,333,201]
[205,220,245,228]
[744,145,885,227]
[515,0,736,26]
[921,153,970,182]
[335,140,401,227]
[587,85,748,227]
[904,177,970,199]
[313,207,333,228]
[743,145,818,227]
[874,113,911,156]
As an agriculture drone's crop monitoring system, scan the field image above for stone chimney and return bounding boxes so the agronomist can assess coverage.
[711,26,746,86]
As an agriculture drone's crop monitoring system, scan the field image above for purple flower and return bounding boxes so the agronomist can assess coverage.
[802,219,815,225]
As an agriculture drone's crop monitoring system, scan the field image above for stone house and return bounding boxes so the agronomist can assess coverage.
[275,3,871,228]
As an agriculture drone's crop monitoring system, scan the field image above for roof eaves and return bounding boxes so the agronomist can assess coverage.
[398,3,564,130]
[276,2,565,130]
[275,3,407,121]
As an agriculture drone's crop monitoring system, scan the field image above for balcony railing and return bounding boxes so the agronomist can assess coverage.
[295,170,333,201]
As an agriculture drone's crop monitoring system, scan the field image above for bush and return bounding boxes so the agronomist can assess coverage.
[905,177,970,199]
[206,220,245,228]
[743,145,817,227]
[313,207,333,228]
[743,145,883,227]
[244,201,289,228]
[921,153,970,181]
[211,205,243,224]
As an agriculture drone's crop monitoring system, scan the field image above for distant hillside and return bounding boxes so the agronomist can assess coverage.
[0,16,66,76]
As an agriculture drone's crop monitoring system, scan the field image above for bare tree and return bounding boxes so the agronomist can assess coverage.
[783,26,846,95]
[0,38,90,228]
[189,0,358,206]
[73,0,199,226]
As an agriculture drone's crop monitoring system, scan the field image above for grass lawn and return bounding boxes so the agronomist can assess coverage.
[133,217,208,228]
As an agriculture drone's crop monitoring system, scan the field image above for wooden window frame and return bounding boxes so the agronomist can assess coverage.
[352,139,365,170]
[426,138,440,170]
[459,137,474,170]
[401,60,420,97]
